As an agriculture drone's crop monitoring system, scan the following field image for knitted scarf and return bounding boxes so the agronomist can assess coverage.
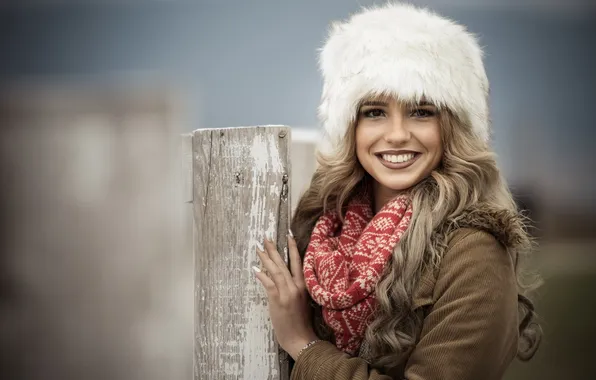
[303,194,413,355]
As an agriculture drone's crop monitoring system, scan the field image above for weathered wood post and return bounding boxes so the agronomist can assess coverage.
[191,125,292,380]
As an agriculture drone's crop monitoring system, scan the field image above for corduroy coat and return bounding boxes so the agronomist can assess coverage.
[291,205,527,380]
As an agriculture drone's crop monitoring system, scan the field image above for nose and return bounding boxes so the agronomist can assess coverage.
[384,114,411,144]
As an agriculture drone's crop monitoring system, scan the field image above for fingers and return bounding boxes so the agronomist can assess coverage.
[287,232,306,289]
[262,238,285,267]
[257,240,289,291]
[263,238,295,286]
[253,266,277,292]
[254,230,307,296]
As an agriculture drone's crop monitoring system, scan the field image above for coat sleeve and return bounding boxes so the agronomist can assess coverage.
[404,229,519,380]
[290,229,519,380]
[289,340,393,380]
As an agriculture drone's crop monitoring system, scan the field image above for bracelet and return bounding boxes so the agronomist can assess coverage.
[296,339,323,360]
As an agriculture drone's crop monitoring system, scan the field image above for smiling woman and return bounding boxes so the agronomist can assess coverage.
[254,3,542,380]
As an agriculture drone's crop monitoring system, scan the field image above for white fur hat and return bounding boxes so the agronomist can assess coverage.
[317,2,490,154]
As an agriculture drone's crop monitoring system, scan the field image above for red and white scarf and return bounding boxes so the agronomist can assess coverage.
[303,194,413,355]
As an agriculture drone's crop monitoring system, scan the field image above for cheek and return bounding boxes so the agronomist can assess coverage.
[423,124,442,155]
[355,122,382,147]
[431,145,444,169]
[355,126,370,156]
[429,131,444,168]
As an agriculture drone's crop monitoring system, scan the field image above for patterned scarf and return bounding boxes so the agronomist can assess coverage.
[303,194,412,355]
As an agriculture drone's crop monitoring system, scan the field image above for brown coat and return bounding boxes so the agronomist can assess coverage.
[291,212,522,380]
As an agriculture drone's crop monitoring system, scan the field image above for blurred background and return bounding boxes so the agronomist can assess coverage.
[1,0,595,379]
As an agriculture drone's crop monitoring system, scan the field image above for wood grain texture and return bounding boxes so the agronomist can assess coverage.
[194,125,291,380]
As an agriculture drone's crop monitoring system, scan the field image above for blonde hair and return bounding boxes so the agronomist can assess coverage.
[290,108,541,370]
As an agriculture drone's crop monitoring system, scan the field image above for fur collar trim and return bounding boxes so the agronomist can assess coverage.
[443,204,529,251]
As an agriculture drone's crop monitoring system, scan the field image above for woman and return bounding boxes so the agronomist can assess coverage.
[253,3,541,379]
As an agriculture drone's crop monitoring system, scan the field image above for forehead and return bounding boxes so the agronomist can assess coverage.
[358,93,434,107]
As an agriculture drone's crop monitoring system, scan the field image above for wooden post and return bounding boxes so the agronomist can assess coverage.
[192,125,291,380]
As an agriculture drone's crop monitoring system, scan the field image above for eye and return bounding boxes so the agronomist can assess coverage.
[410,108,437,118]
[360,108,386,118]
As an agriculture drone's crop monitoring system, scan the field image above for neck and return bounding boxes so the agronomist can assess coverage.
[372,181,404,214]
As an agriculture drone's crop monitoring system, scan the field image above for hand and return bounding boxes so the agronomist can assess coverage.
[253,232,319,360]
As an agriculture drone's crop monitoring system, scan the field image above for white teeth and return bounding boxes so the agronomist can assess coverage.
[381,153,415,163]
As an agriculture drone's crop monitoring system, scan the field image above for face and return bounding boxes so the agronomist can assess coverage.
[355,95,443,207]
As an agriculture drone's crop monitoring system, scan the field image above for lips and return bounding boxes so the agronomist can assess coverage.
[376,152,420,170]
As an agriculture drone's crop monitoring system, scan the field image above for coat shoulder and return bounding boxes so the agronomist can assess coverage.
[442,227,514,273]
[412,227,514,310]
[445,227,507,255]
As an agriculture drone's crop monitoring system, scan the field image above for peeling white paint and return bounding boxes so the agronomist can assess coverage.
[242,288,277,379]
[224,361,240,376]
[248,132,285,250]
[266,133,284,174]
[269,184,280,195]
[242,130,286,378]
[249,133,284,174]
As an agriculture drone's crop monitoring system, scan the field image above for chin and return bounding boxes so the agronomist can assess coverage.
[376,176,420,192]
[381,182,415,192]
[376,173,421,191]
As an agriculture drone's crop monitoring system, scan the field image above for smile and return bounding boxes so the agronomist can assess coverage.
[376,152,420,169]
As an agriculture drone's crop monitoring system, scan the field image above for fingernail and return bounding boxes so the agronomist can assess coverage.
[252,266,261,273]
[288,229,294,238]
[256,242,264,252]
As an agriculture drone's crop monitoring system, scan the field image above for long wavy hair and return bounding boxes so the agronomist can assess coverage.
[290,105,542,371]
